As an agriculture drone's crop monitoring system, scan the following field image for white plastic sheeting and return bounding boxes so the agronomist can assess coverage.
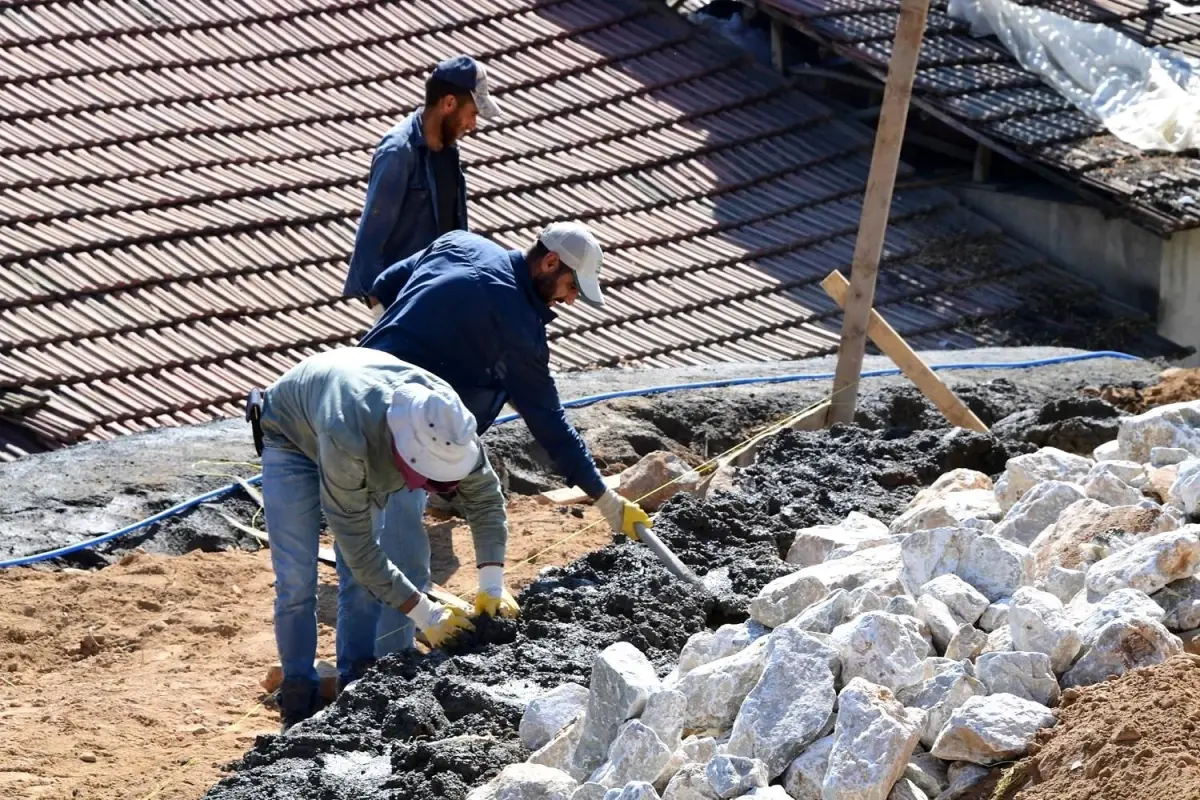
[947,0,1200,152]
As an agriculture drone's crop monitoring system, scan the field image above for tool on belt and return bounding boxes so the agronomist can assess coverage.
[245,388,265,456]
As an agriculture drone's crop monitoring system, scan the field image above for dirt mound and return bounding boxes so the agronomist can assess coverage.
[1090,367,1200,414]
[991,396,1126,456]
[964,655,1200,800]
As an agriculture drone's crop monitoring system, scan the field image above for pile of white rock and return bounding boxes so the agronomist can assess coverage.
[468,400,1200,800]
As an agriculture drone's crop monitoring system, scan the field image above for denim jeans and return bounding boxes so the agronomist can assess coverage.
[262,445,431,682]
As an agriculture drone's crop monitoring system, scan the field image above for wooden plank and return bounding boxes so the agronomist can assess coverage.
[821,270,988,432]
[827,0,934,425]
[537,474,621,506]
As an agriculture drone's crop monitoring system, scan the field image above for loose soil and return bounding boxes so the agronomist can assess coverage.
[0,498,608,800]
[963,655,1200,800]
[1088,366,1200,414]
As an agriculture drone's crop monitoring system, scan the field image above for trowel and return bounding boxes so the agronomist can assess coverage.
[634,522,707,589]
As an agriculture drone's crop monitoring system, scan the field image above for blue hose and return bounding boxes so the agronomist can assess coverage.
[0,350,1142,569]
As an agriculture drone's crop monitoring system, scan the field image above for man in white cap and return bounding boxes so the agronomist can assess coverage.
[343,54,501,308]
[359,224,654,555]
[252,346,514,731]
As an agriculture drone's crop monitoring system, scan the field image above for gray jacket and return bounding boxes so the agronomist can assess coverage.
[260,347,507,609]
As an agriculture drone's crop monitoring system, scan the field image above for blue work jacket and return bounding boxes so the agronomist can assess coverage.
[359,231,608,499]
[343,109,469,298]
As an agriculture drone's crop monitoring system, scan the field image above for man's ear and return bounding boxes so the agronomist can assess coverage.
[438,94,459,115]
[534,251,559,276]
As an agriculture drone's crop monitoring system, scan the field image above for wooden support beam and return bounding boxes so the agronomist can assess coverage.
[537,474,621,506]
[821,271,988,432]
[827,0,933,426]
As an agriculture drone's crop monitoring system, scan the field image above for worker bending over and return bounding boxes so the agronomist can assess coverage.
[360,222,653,546]
[249,347,516,731]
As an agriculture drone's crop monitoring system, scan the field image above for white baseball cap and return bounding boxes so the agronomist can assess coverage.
[431,55,502,121]
[539,221,605,308]
[387,383,480,483]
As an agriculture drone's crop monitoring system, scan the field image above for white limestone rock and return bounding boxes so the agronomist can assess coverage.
[782,735,834,800]
[1092,440,1120,461]
[642,690,687,751]
[939,763,989,800]
[920,574,989,626]
[959,536,1036,603]
[888,780,930,800]
[896,662,987,749]
[823,678,923,800]
[900,528,973,596]
[750,572,829,629]
[746,788,790,799]
[786,589,851,635]
[944,624,988,662]
[523,684,591,750]
[981,625,1012,655]
[571,643,662,780]
[995,448,1093,513]
[1151,446,1192,467]
[654,737,716,794]
[904,752,948,798]
[900,527,1033,602]
[1085,528,1200,597]
[787,512,892,567]
[847,587,887,617]
[890,489,1002,536]
[660,763,716,800]
[677,623,768,677]
[831,612,932,693]
[828,536,907,561]
[530,717,585,772]
[1169,459,1200,516]
[1009,587,1082,673]
[1062,616,1183,688]
[992,481,1088,547]
[469,763,579,800]
[1088,459,1145,486]
[1071,588,1166,647]
[1117,400,1200,463]
[978,599,1009,632]
[590,721,673,790]
[1083,471,1142,507]
[1043,566,1086,604]
[887,595,919,617]
[1153,577,1200,631]
[704,756,767,799]
[930,694,1056,765]
[1030,499,1179,582]
[974,651,1060,706]
[725,627,836,779]
[791,543,905,597]
[915,595,960,655]
[677,638,768,732]
[573,783,608,800]
[603,783,659,800]
[910,469,994,504]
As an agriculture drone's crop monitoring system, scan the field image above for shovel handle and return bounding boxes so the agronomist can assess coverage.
[633,522,704,587]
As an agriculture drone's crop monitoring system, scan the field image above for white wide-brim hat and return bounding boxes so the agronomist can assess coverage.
[387,383,480,483]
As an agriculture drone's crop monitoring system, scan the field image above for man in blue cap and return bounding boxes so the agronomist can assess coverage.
[343,54,501,312]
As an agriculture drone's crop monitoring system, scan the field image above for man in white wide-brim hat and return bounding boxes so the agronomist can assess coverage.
[252,347,513,731]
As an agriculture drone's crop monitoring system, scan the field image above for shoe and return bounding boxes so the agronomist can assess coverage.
[336,657,377,695]
[278,678,321,733]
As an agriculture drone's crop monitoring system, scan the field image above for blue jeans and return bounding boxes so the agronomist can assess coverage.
[261,446,430,682]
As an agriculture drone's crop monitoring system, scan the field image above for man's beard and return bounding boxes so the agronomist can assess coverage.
[440,114,461,146]
[532,271,560,305]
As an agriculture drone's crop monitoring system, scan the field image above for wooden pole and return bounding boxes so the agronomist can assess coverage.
[821,271,988,432]
[827,0,933,426]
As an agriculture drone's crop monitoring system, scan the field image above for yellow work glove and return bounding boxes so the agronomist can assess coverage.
[474,565,521,618]
[406,594,474,649]
[595,489,651,541]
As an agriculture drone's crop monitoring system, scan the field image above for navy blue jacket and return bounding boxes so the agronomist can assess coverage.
[359,231,607,498]
[343,110,469,298]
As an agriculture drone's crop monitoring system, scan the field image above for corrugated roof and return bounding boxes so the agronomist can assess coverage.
[756,0,1200,233]
[0,0,1168,459]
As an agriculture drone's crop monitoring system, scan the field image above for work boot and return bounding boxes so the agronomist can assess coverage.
[277,678,321,734]
[336,657,377,695]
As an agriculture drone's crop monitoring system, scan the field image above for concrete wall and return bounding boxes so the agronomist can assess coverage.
[1157,227,1200,355]
[955,185,1164,316]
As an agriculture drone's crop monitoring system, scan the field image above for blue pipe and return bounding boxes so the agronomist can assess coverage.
[0,350,1142,569]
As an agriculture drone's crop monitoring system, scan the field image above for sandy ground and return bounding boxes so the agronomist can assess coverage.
[0,497,609,800]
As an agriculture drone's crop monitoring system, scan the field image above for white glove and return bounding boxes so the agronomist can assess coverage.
[406,594,473,647]
[595,489,650,540]
[478,565,504,597]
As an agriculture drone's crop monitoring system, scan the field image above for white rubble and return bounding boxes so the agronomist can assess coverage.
[992,480,1087,546]
[655,737,716,794]
[900,527,1033,602]
[745,788,790,799]
[677,638,768,731]
[523,683,591,750]
[573,784,608,800]
[1071,588,1166,646]
[469,763,579,800]
[782,735,834,800]
[1030,499,1179,582]
[887,595,919,617]
[944,624,988,661]
[978,599,1009,632]
[995,447,1093,513]
[824,678,922,800]
[915,595,960,654]
[919,575,989,626]
[960,536,1036,603]
[1152,447,1193,467]
[831,612,931,693]
[847,587,886,617]
[974,651,1060,706]
[603,783,659,800]
[660,763,715,800]
[1116,399,1200,463]
[768,626,842,678]
[828,536,907,561]
[590,721,673,789]
[787,512,892,567]
[1093,440,1120,461]
[677,622,767,677]
[704,756,768,799]
[1153,577,1200,631]
[641,690,687,751]
[530,717,584,772]
[1169,459,1200,516]
[888,780,929,800]
[896,662,987,749]
[725,628,836,779]
[889,487,1002,536]
[1043,566,1086,604]
[787,589,851,634]
[1062,616,1183,688]
[941,763,989,800]
[1088,459,1145,486]
[981,625,1012,655]
[930,694,1056,765]
[749,572,829,629]
[572,643,662,780]
[1085,528,1200,597]
[910,469,993,504]
[1009,587,1082,673]
[789,544,905,598]
[1083,471,1142,507]
[904,752,948,798]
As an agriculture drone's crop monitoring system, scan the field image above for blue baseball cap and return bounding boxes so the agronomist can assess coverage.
[430,55,501,121]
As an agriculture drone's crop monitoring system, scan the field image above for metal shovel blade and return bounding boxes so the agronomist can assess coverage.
[634,522,705,588]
